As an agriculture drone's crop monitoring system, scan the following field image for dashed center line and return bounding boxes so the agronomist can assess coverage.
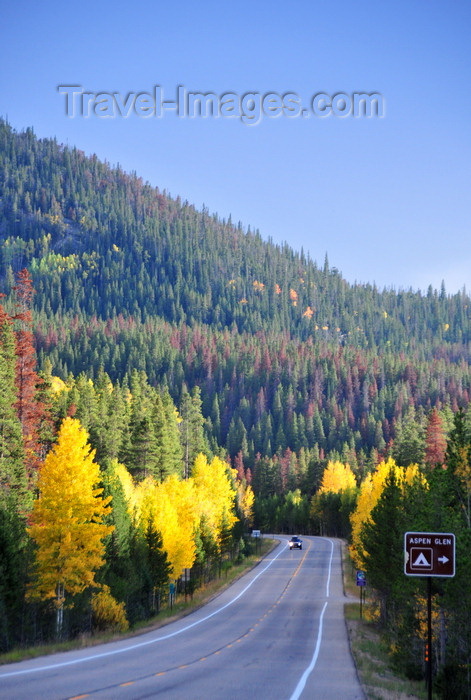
[63,539,314,699]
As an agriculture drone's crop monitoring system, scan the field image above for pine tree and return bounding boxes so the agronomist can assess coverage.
[125,370,158,477]
[34,359,55,462]
[133,412,160,479]
[392,408,425,466]
[180,385,207,477]
[444,408,471,527]
[0,304,27,510]
[145,522,171,612]
[153,389,183,481]
[359,468,408,628]
[0,502,30,652]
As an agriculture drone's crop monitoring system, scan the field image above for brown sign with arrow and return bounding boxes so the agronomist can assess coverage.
[404,531,455,578]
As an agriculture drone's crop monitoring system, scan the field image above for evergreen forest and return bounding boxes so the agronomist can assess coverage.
[1,119,471,695]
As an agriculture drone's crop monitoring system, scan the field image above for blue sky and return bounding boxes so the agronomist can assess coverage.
[1,0,470,293]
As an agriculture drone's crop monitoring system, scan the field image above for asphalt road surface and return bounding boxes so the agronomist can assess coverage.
[0,537,365,700]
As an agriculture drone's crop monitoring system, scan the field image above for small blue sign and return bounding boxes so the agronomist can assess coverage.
[356,570,366,587]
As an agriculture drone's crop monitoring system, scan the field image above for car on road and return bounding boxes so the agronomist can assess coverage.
[288,536,302,550]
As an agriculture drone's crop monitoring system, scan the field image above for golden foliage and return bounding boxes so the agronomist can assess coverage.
[27,418,113,603]
[319,460,356,494]
[238,482,255,526]
[91,585,129,632]
[349,458,427,568]
[114,453,239,579]
[51,375,68,393]
[303,306,314,319]
[134,475,197,579]
[192,454,238,547]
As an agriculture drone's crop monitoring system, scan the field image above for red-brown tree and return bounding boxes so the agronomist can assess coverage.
[424,407,447,468]
[13,269,50,480]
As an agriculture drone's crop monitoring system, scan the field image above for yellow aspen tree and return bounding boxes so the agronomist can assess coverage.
[91,584,128,633]
[237,481,255,527]
[318,460,357,494]
[350,458,397,567]
[161,475,198,576]
[27,417,113,633]
[310,460,357,536]
[350,458,426,568]
[192,454,238,549]
[112,470,178,574]
[137,474,197,579]
[114,457,239,579]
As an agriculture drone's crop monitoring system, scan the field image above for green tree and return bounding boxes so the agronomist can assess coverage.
[145,521,171,612]
[392,408,425,467]
[0,503,30,652]
[360,468,408,627]
[180,385,207,477]
[0,306,27,509]
[444,408,471,527]
[153,389,183,481]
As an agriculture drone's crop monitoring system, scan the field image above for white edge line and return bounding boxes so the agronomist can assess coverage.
[289,601,329,700]
[0,541,287,679]
[325,537,334,598]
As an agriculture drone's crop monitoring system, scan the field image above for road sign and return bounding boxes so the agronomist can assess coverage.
[356,570,366,587]
[404,532,455,577]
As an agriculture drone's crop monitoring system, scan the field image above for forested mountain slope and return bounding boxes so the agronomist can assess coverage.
[1,119,469,346]
[1,119,470,473]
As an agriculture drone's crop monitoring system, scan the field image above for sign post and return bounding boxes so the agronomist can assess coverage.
[356,570,366,618]
[252,529,261,553]
[404,532,456,699]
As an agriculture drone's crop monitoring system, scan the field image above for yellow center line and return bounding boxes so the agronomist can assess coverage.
[87,538,314,694]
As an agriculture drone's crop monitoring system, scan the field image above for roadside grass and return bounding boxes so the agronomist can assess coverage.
[342,543,427,700]
[0,537,277,665]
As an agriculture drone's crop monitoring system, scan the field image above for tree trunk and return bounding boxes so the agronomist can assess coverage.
[56,582,64,640]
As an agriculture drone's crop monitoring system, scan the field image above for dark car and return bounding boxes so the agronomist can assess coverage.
[288,536,302,550]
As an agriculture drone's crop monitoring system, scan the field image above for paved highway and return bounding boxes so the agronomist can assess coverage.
[0,537,364,699]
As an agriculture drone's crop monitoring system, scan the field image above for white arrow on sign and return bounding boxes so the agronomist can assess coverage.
[438,555,449,564]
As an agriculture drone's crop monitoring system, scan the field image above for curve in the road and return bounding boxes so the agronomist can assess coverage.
[0,537,294,681]
[0,537,362,700]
